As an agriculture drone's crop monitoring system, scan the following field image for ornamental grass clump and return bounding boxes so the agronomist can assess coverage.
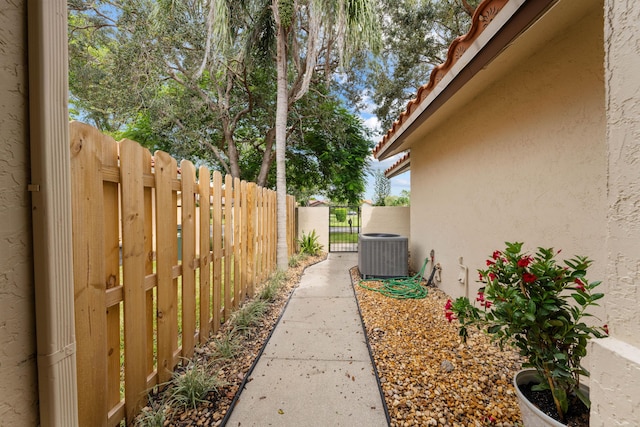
[446,242,607,423]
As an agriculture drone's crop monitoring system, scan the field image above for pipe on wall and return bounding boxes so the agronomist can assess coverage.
[28,0,79,425]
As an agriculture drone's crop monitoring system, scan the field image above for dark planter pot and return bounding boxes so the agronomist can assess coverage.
[513,369,589,427]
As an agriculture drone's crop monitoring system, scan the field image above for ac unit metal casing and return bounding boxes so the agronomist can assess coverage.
[358,233,408,279]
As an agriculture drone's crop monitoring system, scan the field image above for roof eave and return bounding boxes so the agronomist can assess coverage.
[374,0,557,161]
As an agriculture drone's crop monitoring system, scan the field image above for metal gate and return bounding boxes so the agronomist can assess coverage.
[329,206,360,252]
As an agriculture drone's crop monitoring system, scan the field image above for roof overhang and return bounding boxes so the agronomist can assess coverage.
[385,153,410,178]
[374,0,563,160]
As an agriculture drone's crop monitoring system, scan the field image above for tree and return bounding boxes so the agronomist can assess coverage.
[373,169,391,206]
[207,0,380,269]
[338,0,480,132]
[385,190,410,206]
[68,0,374,208]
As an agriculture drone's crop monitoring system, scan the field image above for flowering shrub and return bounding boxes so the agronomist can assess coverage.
[446,242,607,423]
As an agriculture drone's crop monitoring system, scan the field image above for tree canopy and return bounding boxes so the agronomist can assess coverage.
[68,0,376,206]
[338,0,480,132]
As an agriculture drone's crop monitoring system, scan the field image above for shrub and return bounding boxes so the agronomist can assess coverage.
[298,230,323,256]
[168,362,225,410]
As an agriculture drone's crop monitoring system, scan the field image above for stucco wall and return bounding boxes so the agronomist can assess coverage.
[297,207,330,252]
[0,0,39,424]
[589,1,640,425]
[360,205,410,240]
[409,4,607,305]
[297,206,410,255]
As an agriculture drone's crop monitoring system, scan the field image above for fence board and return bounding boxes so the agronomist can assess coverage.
[198,166,211,343]
[233,177,241,308]
[240,181,248,299]
[120,139,149,421]
[224,174,232,320]
[212,171,223,331]
[181,160,197,359]
[143,149,154,381]
[102,133,121,412]
[70,122,109,427]
[155,150,179,383]
[246,183,256,297]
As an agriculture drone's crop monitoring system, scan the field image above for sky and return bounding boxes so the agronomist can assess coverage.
[359,107,411,202]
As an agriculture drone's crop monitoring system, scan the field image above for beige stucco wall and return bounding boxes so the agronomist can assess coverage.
[589,1,640,425]
[409,4,607,306]
[361,205,410,239]
[297,207,330,252]
[297,206,410,255]
[0,0,39,424]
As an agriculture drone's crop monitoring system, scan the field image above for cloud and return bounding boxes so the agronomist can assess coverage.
[362,115,382,138]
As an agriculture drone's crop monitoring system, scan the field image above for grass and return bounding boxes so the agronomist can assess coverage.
[329,213,360,227]
[168,361,226,410]
[257,269,288,300]
[329,232,358,243]
[230,300,269,337]
[135,399,166,427]
[211,330,242,359]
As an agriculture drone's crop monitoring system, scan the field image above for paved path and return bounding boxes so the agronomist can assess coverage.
[226,253,388,427]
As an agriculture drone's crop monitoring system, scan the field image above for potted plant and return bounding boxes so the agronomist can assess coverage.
[445,242,607,425]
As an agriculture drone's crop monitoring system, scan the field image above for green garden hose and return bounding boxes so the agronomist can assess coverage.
[358,258,430,299]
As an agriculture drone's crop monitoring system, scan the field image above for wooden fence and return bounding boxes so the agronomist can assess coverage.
[70,121,297,426]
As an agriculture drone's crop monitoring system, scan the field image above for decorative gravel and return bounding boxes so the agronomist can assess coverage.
[351,268,525,427]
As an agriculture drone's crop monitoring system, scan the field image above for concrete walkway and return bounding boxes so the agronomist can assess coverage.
[226,253,388,427]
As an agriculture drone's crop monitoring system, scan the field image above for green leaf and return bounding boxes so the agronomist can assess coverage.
[571,293,586,305]
[487,325,501,334]
[575,388,591,409]
[553,387,568,415]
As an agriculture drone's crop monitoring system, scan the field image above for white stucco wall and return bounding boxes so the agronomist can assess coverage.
[409,4,607,309]
[297,207,330,252]
[0,0,39,424]
[589,1,640,425]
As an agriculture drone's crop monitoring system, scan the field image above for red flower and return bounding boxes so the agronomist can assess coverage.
[484,300,493,309]
[488,272,496,281]
[445,299,453,310]
[486,259,495,266]
[445,310,457,323]
[523,272,537,283]
[603,324,609,335]
[478,272,484,281]
[476,292,485,302]
[492,251,501,260]
[575,279,586,292]
[517,256,532,268]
